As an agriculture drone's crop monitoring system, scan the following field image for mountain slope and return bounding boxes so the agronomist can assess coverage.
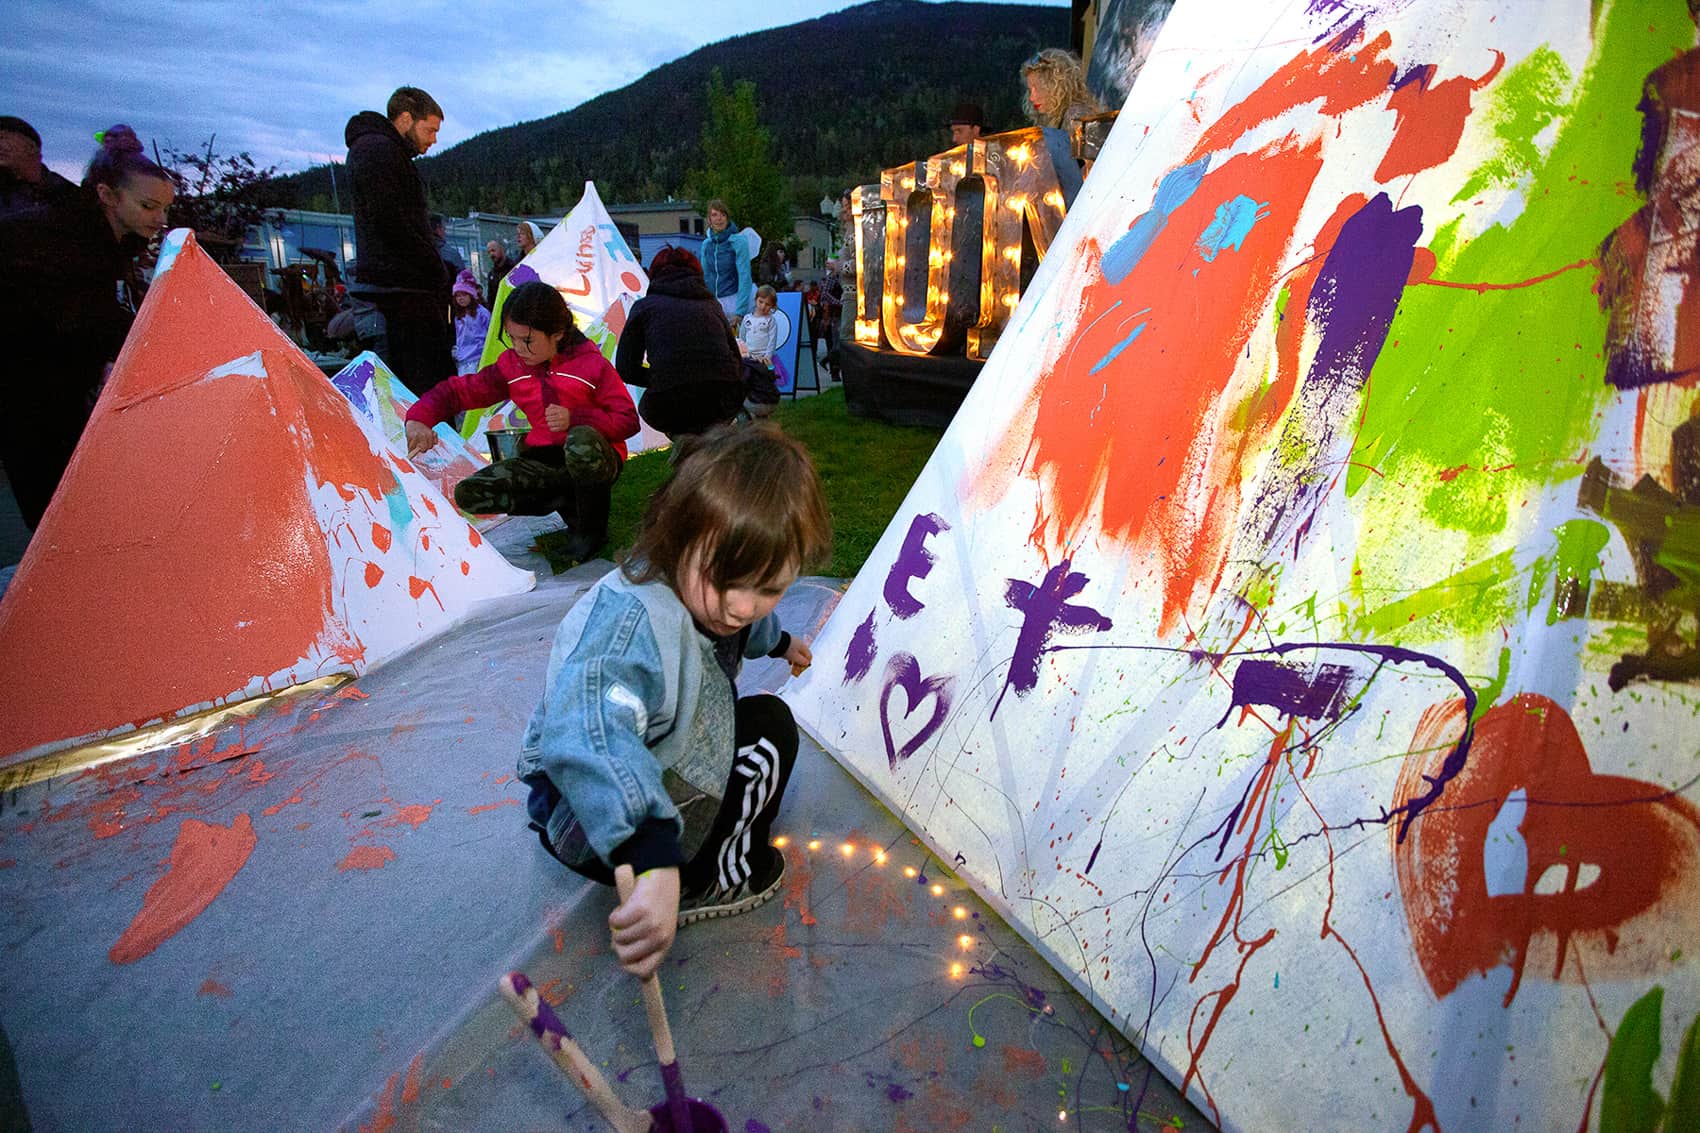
[278,1,1068,214]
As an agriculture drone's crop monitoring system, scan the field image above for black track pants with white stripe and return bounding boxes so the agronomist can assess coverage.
[681,693,799,894]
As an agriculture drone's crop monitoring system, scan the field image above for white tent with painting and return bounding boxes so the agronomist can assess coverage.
[470,181,667,454]
[788,2,1700,1130]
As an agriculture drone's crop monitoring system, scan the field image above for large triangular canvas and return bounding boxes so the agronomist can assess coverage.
[0,230,534,763]
[470,181,667,454]
[788,2,1700,1130]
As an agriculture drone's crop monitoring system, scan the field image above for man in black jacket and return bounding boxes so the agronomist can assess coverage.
[344,87,452,395]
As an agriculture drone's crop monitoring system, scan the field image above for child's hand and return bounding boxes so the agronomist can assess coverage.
[608,866,680,979]
[544,404,572,433]
[784,635,813,676]
[404,420,438,458]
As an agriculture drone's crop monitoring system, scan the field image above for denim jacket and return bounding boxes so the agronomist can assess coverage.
[517,568,786,871]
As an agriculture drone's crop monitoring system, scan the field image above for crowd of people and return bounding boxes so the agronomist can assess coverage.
[0,44,1104,974]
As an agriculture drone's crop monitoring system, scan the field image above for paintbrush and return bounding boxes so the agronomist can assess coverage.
[499,970,653,1133]
[615,864,695,1133]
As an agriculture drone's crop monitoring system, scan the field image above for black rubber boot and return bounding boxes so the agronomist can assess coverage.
[556,480,611,564]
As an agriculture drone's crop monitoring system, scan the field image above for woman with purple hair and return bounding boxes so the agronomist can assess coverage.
[0,124,175,530]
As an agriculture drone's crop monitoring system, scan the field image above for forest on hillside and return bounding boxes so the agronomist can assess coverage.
[274,1,1070,216]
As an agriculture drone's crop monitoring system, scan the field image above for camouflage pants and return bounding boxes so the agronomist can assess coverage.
[453,426,619,516]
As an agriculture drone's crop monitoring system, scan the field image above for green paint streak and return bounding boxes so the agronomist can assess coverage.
[1451,46,1574,203]
[1547,518,1611,623]
[1668,1008,1700,1133]
[1600,985,1665,1133]
[1353,549,1521,642]
[1472,646,1512,721]
[1346,0,1696,614]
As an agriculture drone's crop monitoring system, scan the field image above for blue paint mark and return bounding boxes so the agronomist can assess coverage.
[1482,788,1529,898]
[1088,319,1147,375]
[1197,195,1269,262]
[1100,157,1209,285]
[155,228,190,275]
[599,222,635,262]
[383,486,414,531]
[1274,972,1280,989]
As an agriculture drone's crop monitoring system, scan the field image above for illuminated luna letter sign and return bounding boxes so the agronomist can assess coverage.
[850,126,1083,361]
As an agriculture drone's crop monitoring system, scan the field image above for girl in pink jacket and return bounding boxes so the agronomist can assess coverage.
[405,280,639,563]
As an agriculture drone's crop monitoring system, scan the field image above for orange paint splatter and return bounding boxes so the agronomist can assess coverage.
[468,799,520,815]
[1375,53,1505,182]
[338,844,397,872]
[364,562,384,588]
[359,1071,399,1133]
[407,575,445,610]
[1000,1045,1047,1079]
[460,560,470,576]
[197,979,234,998]
[370,523,392,553]
[383,803,435,829]
[401,1053,424,1105]
[109,813,257,965]
[467,525,482,547]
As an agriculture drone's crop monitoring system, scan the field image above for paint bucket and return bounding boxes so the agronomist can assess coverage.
[485,427,529,462]
[646,1098,728,1133]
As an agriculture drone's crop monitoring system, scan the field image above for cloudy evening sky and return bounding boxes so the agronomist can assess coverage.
[4,0,1064,181]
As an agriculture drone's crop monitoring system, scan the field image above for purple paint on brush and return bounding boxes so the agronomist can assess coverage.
[1217,660,1354,726]
[883,513,951,619]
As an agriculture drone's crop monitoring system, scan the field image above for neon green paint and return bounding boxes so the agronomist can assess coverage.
[1450,46,1574,204]
[1346,0,1696,628]
[1546,519,1610,623]
[1350,549,1521,642]
[1472,646,1512,721]
[1669,1007,1700,1133]
[1600,985,1665,1133]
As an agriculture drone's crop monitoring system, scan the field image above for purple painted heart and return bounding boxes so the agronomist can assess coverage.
[879,652,954,769]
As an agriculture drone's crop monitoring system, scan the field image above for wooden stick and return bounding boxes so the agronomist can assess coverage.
[499,971,652,1133]
[615,865,693,1133]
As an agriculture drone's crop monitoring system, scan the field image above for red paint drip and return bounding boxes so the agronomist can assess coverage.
[338,844,397,872]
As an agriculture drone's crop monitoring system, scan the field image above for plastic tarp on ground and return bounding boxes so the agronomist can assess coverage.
[471,182,668,455]
[0,230,534,763]
[329,350,504,531]
[788,3,1700,1131]
[0,555,1206,1132]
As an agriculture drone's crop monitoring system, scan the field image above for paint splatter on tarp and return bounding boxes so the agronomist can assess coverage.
[789,3,1700,1130]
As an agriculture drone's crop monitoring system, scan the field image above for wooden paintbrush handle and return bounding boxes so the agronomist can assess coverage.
[499,971,652,1133]
[613,865,679,1064]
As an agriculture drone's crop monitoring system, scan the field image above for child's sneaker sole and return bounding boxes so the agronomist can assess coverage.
[677,857,785,927]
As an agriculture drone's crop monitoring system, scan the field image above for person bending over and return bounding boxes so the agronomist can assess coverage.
[404,280,637,564]
[615,246,745,439]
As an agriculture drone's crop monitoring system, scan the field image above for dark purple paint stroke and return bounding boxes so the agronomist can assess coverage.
[507,264,541,288]
[879,652,955,769]
[992,560,1113,719]
[1216,660,1354,727]
[510,973,577,1042]
[885,1082,913,1102]
[844,609,878,683]
[331,356,376,407]
[1045,639,1475,843]
[1242,192,1421,558]
[883,512,950,619]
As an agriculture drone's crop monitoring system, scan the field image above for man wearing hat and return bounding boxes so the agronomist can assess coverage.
[947,102,985,147]
[0,117,78,219]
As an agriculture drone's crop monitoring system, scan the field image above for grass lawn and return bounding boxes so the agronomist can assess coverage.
[535,389,944,579]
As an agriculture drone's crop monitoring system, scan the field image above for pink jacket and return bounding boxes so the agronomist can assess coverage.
[406,337,639,460]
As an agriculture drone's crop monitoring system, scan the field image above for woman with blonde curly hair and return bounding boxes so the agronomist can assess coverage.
[1021,47,1104,135]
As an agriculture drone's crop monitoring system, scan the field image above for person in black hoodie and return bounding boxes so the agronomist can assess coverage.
[344,87,453,396]
[0,124,173,530]
[616,245,745,439]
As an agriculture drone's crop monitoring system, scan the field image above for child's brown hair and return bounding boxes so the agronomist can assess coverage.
[623,423,831,591]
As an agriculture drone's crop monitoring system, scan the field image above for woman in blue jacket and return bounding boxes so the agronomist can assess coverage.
[697,198,752,327]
